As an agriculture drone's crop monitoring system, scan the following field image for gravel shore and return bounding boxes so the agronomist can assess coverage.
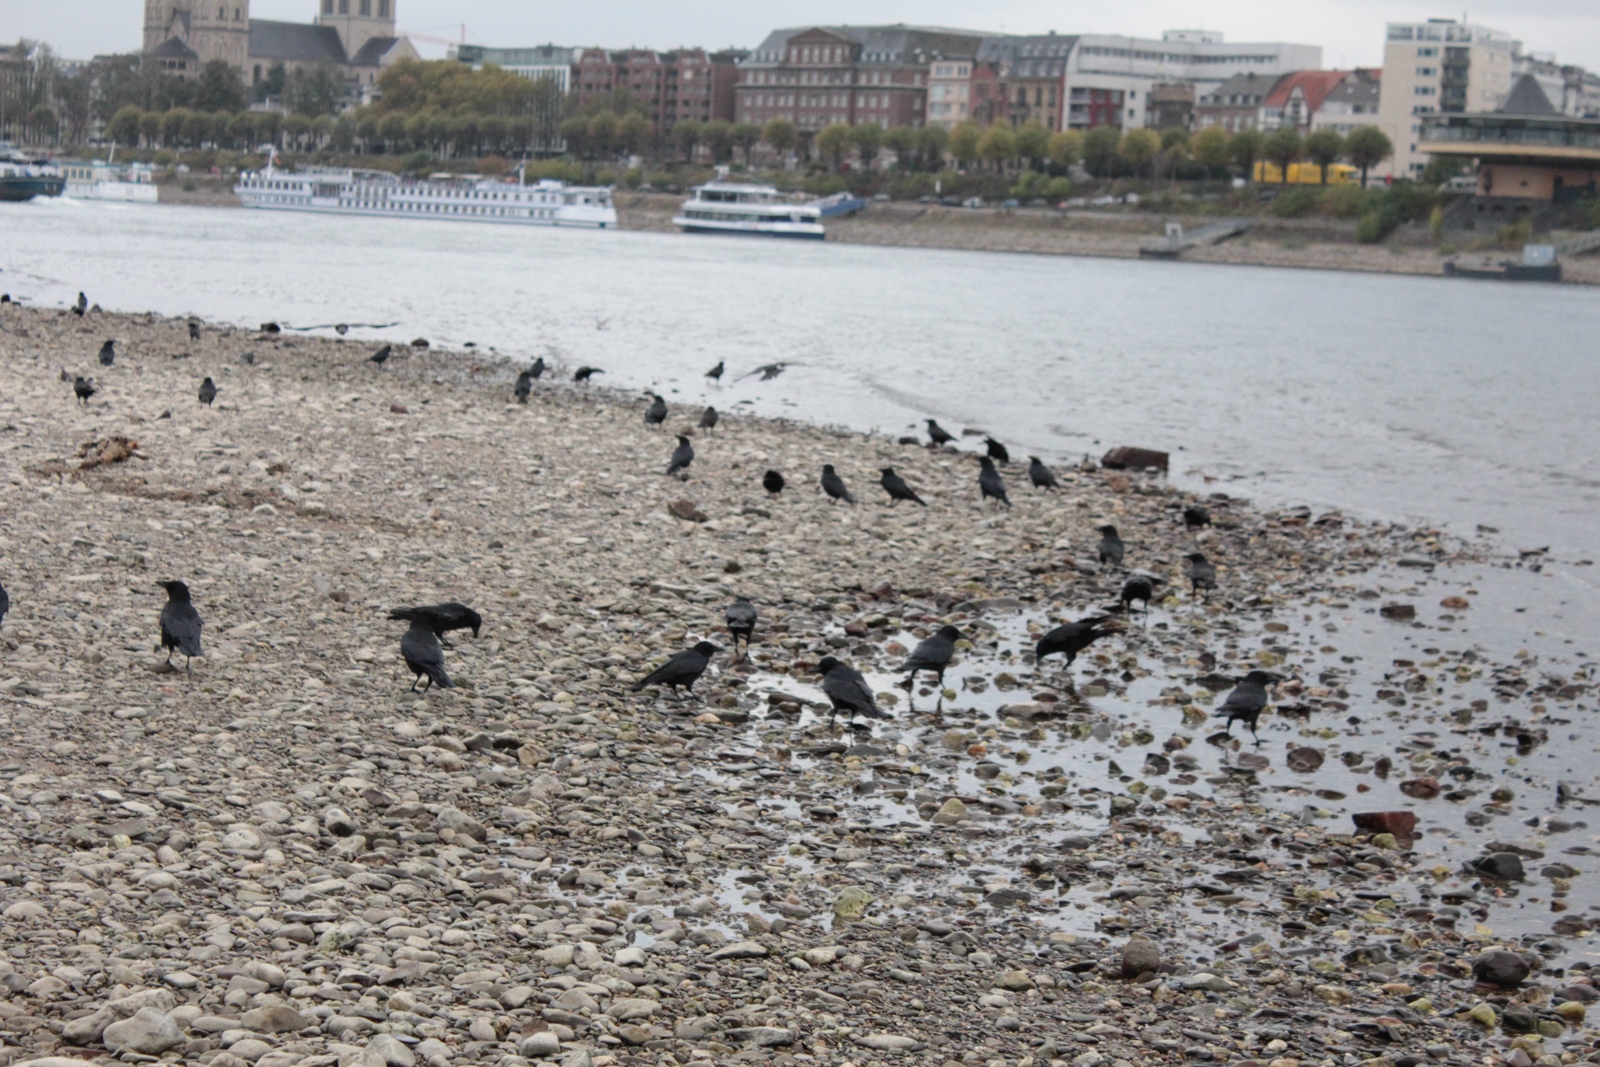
[0,304,1593,1067]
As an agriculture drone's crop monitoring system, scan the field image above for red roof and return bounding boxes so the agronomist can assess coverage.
[1263,70,1353,111]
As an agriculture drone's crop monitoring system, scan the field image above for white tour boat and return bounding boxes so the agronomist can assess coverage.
[60,158,159,203]
[673,179,824,239]
[234,155,616,228]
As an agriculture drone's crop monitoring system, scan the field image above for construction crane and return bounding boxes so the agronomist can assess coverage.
[399,24,470,55]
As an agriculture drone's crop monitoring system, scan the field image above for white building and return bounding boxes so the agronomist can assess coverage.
[1375,19,1515,179]
[453,44,574,93]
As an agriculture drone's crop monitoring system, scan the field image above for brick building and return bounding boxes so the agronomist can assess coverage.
[968,34,1074,130]
[571,47,742,132]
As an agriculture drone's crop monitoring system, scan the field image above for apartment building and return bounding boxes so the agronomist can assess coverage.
[1376,19,1515,178]
[572,47,743,132]
[1312,70,1381,135]
[453,44,573,94]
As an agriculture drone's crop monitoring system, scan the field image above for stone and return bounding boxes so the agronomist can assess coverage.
[103,1007,184,1054]
[833,886,873,920]
[1500,1004,1538,1033]
[1472,950,1531,988]
[241,1005,310,1033]
[1286,747,1324,772]
[1181,973,1234,993]
[615,1024,652,1045]
[1399,777,1441,799]
[996,969,1035,991]
[930,798,967,825]
[467,1017,497,1042]
[725,1027,795,1047]
[857,1033,920,1051]
[606,998,660,1021]
[708,940,769,960]
[1121,938,1160,979]
[1351,811,1417,835]
[537,944,575,967]
[559,1050,593,1067]
[434,806,486,841]
[613,946,646,967]
[1471,852,1526,880]
[519,1032,561,1058]
[62,1007,113,1044]
[229,1039,275,1062]
[368,1034,417,1067]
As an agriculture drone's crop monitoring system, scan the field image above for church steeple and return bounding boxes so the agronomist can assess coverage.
[316,0,397,60]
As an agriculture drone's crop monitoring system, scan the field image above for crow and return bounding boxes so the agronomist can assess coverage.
[1216,671,1281,744]
[369,344,391,366]
[979,455,1010,508]
[898,624,962,688]
[400,611,456,693]
[335,324,349,335]
[188,320,201,342]
[1097,525,1125,569]
[0,577,8,629]
[725,596,757,660]
[574,366,603,382]
[821,464,854,505]
[1028,456,1059,490]
[1184,552,1217,598]
[198,377,217,406]
[388,602,482,647]
[156,580,204,672]
[644,393,668,427]
[925,419,955,446]
[699,406,718,431]
[632,640,720,699]
[666,435,694,476]
[98,340,116,367]
[514,369,534,403]
[73,376,95,404]
[880,467,925,506]
[73,292,88,316]
[706,361,724,382]
[1184,505,1212,530]
[260,322,281,334]
[818,656,888,722]
[985,437,1009,463]
[1120,575,1155,614]
[1035,615,1117,672]
[762,470,785,497]
[738,362,788,382]
[529,356,546,379]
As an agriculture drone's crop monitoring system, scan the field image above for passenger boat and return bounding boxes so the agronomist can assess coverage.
[0,147,65,202]
[234,154,616,228]
[673,179,825,239]
[60,158,159,203]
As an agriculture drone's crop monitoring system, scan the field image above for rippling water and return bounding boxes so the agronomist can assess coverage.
[4,197,1596,567]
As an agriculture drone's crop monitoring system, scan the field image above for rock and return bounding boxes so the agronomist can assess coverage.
[667,500,708,523]
[367,1034,417,1067]
[1472,950,1531,988]
[833,886,873,920]
[1380,603,1416,620]
[1181,973,1234,992]
[1286,747,1324,772]
[725,1027,795,1047]
[518,1032,562,1058]
[468,1017,497,1042]
[1399,776,1441,799]
[102,1006,184,1054]
[606,998,660,1021]
[708,940,769,960]
[997,969,1035,991]
[613,947,646,968]
[1121,938,1160,979]
[537,944,575,967]
[1471,852,1526,881]
[1352,811,1417,835]
[1109,795,1137,817]
[241,1005,310,1033]
[434,806,486,841]
[930,798,967,825]
[615,1024,653,1046]
[62,1007,113,1044]
[1101,447,1168,472]
[560,1050,593,1067]
[229,1038,274,1062]
[856,1034,920,1051]
[1500,1003,1538,1033]
[413,1038,452,1062]
[322,807,357,836]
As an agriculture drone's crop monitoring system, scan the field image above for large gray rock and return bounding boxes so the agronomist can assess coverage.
[102,1007,184,1054]
[708,940,769,960]
[1472,852,1526,881]
[1121,938,1161,979]
[242,1005,310,1033]
[606,998,661,1021]
[1473,950,1531,988]
[518,1032,561,1059]
[367,1034,416,1067]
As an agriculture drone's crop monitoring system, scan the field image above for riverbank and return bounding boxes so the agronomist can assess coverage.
[0,304,1593,1067]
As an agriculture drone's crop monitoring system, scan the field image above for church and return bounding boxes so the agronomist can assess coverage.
[143,1,417,93]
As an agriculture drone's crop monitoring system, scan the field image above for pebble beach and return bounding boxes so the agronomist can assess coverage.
[0,303,1595,1067]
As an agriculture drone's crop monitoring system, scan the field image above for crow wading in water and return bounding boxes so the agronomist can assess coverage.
[1184,552,1218,598]
[724,596,758,660]
[1035,615,1118,674]
[1097,525,1126,569]
[1214,671,1282,744]
[818,657,888,724]
[897,624,963,698]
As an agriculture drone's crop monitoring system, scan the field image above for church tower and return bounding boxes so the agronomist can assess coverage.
[316,0,397,60]
[143,1,250,74]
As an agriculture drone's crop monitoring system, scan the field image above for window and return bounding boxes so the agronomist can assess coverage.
[1416,67,1436,77]
[360,0,370,13]
[379,0,390,14]
[339,0,349,12]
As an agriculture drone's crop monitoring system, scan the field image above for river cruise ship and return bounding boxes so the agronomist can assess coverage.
[673,180,824,239]
[0,147,64,202]
[60,159,158,203]
[234,161,616,228]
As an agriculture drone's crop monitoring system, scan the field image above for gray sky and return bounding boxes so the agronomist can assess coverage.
[6,0,1599,72]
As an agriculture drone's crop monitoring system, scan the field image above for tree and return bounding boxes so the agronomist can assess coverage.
[255,63,287,106]
[378,113,408,150]
[56,72,91,144]
[815,122,851,170]
[849,122,883,169]
[917,124,947,169]
[182,109,215,148]
[618,112,652,157]
[1081,125,1120,178]
[330,115,356,152]
[761,118,797,159]
[1118,128,1160,177]
[730,121,760,164]
[229,111,257,150]
[702,119,733,163]
[253,110,281,149]
[284,113,312,152]
[673,119,703,163]
[194,59,244,112]
[883,125,916,170]
[1345,125,1393,188]
[138,109,162,147]
[479,113,507,154]
[949,121,981,168]
[1047,129,1082,169]
[1263,126,1302,182]
[27,105,57,145]
[558,116,588,157]
[977,122,1016,172]
[586,111,617,159]
[107,105,143,147]
[1229,128,1264,182]
[1159,127,1189,151]
[285,62,344,118]
[1304,129,1344,184]
[1189,125,1230,172]
[161,108,189,147]
[1013,122,1050,171]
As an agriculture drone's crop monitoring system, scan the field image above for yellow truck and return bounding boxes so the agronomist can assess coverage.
[1253,161,1359,185]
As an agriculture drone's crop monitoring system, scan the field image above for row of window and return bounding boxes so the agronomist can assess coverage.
[320,0,391,15]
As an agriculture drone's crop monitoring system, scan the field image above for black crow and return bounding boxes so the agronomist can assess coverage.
[156,580,203,671]
[1097,525,1125,569]
[666,434,694,476]
[706,361,724,382]
[1216,671,1281,743]
[632,640,720,699]
[818,656,888,722]
[514,369,534,403]
[880,467,926,506]
[725,596,757,660]
[821,464,854,505]
[644,393,668,427]
[98,340,116,367]
[979,456,1010,508]
[335,324,349,335]
[388,603,482,645]
[738,362,788,382]
[73,376,95,404]
[898,624,962,688]
[529,356,546,379]
[1028,456,1059,490]
[762,470,785,497]
[1184,505,1211,530]
[260,322,281,334]
[198,377,217,406]
[574,366,603,382]
[1184,552,1217,598]
[369,344,391,366]
[985,437,1009,463]
[188,320,201,342]
[400,612,455,693]
[73,292,87,316]
[0,577,8,628]
[699,406,718,431]
[925,419,954,446]
[1035,615,1117,672]
[1120,575,1155,614]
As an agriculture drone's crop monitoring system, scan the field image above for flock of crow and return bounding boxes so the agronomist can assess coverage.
[43,319,1275,743]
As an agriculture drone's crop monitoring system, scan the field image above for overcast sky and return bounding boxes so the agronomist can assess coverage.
[6,0,1599,72]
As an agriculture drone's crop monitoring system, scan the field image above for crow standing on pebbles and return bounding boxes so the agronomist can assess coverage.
[666,435,694,476]
[699,406,719,431]
[762,470,785,497]
[1028,456,1059,490]
[389,603,482,647]
[73,376,95,404]
[1184,505,1212,530]
[369,345,391,366]
[1120,575,1155,614]
[73,292,88,316]
[898,624,963,689]
[514,369,534,403]
[1184,552,1217,598]
[978,456,1010,508]
[725,596,758,660]
[705,361,724,383]
[632,641,721,700]
[1035,615,1117,673]
[98,340,116,367]
[1097,525,1125,569]
[574,366,603,382]
[1214,671,1281,744]
[156,580,203,672]
[0,578,9,629]
[529,356,546,379]
[198,377,217,406]
[188,320,201,342]
[400,610,456,693]
[985,437,1010,463]
[925,419,955,446]
[821,464,855,505]
[818,657,888,723]
[644,393,668,427]
[879,467,926,506]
